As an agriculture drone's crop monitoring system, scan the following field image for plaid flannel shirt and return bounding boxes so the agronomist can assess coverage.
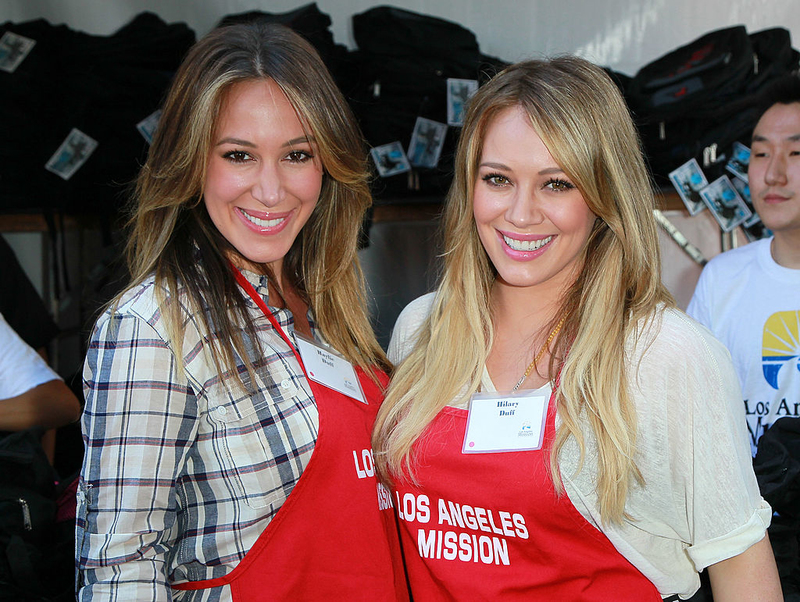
[77,270,319,601]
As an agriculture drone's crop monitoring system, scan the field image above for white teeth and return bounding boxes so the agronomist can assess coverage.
[241,209,284,228]
[503,234,553,252]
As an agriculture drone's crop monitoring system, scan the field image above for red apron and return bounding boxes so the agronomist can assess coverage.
[394,387,662,601]
[173,270,408,601]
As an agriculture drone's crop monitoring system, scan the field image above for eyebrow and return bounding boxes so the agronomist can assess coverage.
[214,136,316,148]
[479,161,564,176]
[216,137,255,147]
[752,133,800,143]
[284,136,315,148]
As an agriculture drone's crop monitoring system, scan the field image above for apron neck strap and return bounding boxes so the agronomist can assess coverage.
[229,262,307,375]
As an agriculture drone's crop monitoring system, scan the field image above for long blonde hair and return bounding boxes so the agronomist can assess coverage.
[373,57,673,524]
[122,22,389,382]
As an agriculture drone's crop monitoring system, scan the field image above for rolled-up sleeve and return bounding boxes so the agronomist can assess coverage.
[77,310,199,601]
[680,318,772,569]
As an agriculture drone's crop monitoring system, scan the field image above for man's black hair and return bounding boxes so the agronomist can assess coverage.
[755,73,800,122]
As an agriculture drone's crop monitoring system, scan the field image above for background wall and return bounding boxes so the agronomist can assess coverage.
[7,0,799,75]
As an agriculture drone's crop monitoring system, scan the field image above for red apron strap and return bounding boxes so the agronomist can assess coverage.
[229,263,307,373]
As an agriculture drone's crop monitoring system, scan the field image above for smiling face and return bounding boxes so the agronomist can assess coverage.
[473,106,597,296]
[204,78,323,281]
[749,102,800,241]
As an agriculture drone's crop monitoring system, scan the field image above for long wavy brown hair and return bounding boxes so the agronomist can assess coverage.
[119,21,389,384]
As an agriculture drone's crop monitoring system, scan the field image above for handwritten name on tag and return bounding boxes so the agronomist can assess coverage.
[462,391,548,453]
[295,334,366,404]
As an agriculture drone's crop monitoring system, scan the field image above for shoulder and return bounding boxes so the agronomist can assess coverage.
[700,239,767,280]
[92,276,171,343]
[629,307,734,386]
[387,293,436,365]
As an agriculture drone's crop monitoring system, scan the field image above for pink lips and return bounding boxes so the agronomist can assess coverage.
[496,229,555,261]
[761,193,789,204]
[235,207,293,234]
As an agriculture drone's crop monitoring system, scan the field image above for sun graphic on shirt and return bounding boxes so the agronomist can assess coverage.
[762,311,800,390]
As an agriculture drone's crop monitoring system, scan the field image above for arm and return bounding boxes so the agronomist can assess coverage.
[0,378,80,430]
[77,310,198,601]
[707,536,782,601]
[673,315,778,598]
[0,312,81,430]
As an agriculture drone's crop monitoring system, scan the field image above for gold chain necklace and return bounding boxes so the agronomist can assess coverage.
[511,315,566,391]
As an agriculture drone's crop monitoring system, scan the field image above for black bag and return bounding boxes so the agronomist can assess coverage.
[627,25,754,121]
[626,25,799,183]
[747,27,800,94]
[0,13,195,217]
[348,6,507,199]
[755,417,800,517]
[0,429,73,601]
[754,417,800,598]
[217,3,351,90]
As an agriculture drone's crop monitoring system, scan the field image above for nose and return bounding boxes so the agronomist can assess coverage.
[505,187,544,228]
[251,161,284,207]
[765,153,788,187]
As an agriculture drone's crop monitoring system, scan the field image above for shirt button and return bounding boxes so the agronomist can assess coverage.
[281,379,291,390]
[217,405,227,416]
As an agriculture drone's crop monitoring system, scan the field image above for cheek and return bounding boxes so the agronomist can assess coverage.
[788,162,800,184]
[205,162,248,203]
[288,169,324,206]
[472,190,500,227]
[747,163,764,188]
[555,202,596,241]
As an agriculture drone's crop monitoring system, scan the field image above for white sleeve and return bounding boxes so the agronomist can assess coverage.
[680,321,772,568]
[636,311,771,569]
[0,312,60,399]
[387,293,436,365]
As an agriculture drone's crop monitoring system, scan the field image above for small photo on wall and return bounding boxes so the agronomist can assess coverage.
[0,31,36,73]
[136,110,162,144]
[699,175,752,232]
[731,176,761,228]
[45,128,98,181]
[447,78,478,126]
[725,141,750,182]
[668,158,708,215]
[370,141,411,177]
[407,117,448,168]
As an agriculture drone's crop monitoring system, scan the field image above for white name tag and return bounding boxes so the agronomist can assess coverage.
[462,391,548,453]
[295,334,367,404]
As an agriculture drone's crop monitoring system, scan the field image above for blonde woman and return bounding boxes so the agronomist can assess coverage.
[373,57,781,601]
[77,23,406,601]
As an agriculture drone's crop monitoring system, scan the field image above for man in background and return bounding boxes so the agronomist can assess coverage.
[688,74,800,456]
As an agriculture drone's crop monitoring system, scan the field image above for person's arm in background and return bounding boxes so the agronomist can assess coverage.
[0,313,80,432]
[0,379,80,431]
[0,236,76,459]
[685,261,712,328]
